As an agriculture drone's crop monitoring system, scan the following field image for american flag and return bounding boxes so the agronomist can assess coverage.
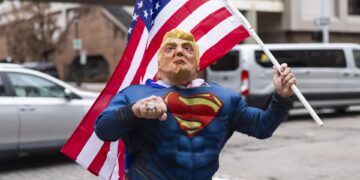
[61,0,249,179]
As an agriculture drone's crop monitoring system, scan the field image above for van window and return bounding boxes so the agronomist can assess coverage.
[255,50,307,67]
[210,51,239,71]
[255,49,346,68]
[354,50,360,68]
[307,50,346,67]
[0,76,5,96]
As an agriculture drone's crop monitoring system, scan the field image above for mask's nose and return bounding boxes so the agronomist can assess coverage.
[175,46,184,57]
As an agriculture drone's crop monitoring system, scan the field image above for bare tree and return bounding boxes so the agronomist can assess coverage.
[6,2,62,63]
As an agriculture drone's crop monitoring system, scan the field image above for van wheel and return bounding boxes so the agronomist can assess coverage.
[335,107,348,113]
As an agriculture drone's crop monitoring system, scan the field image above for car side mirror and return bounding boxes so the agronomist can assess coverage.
[64,89,73,101]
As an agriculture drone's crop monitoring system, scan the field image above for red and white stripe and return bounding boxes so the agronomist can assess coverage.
[61,0,249,179]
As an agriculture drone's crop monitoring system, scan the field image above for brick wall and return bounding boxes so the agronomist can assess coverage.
[54,6,127,80]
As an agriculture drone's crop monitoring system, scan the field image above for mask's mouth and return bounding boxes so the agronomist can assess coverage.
[174,59,186,65]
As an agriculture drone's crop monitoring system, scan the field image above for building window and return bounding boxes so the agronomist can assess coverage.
[70,55,109,82]
[349,0,360,15]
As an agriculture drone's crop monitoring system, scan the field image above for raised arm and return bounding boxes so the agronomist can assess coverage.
[95,93,167,141]
[232,93,291,139]
[94,93,137,141]
[231,63,296,139]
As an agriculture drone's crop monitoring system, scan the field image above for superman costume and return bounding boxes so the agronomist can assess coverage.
[95,79,291,179]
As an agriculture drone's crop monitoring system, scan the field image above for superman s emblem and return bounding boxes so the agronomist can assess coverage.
[163,92,223,138]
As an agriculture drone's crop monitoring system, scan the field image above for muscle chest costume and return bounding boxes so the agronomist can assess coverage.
[95,79,291,180]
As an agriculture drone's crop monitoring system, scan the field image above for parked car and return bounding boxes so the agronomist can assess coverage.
[207,43,360,111]
[22,62,59,78]
[0,63,98,157]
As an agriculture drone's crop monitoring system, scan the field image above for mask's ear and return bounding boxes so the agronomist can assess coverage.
[195,43,200,66]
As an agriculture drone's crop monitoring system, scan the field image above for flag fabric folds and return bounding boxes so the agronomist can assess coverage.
[61,0,250,179]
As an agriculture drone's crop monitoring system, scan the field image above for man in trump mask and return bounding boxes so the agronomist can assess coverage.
[95,28,296,179]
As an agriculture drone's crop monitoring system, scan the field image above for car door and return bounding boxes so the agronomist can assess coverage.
[6,72,85,150]
[0,72,19,153]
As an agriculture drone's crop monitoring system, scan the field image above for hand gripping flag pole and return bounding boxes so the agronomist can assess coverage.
[225,0,324,126]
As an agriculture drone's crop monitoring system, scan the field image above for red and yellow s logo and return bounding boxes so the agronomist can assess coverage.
[163,92,223,138]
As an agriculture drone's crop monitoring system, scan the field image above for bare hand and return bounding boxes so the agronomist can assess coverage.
[273,63,296,98]
[132,95,167,121]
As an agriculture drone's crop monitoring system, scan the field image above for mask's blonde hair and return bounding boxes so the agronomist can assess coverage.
[159,28,200,65]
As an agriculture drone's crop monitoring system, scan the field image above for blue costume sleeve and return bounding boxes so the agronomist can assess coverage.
[94,91,140,141]
[232,93,291,139]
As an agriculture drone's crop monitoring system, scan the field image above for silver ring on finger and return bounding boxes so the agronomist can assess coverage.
[146,102,156,113]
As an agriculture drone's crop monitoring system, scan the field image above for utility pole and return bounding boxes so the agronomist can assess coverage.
[73,19,82,86]
[320,0,330,43]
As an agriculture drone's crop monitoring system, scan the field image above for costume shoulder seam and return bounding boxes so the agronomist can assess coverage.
[120,84,147,93]
[207,82,239,96]
[207,82,221,87]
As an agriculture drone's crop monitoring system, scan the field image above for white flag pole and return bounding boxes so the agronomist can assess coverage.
[226,0,324,126]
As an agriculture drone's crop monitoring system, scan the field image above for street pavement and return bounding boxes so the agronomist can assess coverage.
[0,109,359,180]
[218,108,360,180]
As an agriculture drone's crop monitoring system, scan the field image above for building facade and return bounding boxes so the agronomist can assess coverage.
[0,2,132,81]
[233,0,360,43]
[0,0,359,81]
[54,5,131,81]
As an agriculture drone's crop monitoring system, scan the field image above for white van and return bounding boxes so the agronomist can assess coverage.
[206,43,360,111]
